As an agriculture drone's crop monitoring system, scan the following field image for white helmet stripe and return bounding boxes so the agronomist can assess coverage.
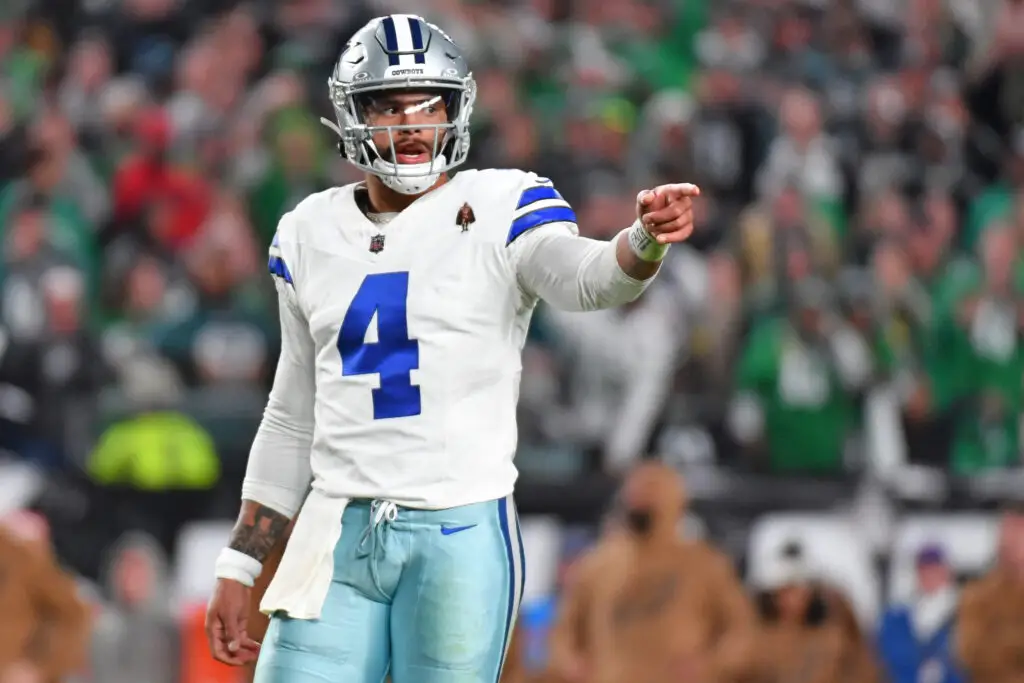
[391,15,416,66]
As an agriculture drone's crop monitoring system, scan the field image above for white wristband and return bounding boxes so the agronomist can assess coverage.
[214,547,263,587]
[627,220,670,262]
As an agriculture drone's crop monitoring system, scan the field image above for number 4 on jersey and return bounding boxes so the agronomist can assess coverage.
[337,272,421,419]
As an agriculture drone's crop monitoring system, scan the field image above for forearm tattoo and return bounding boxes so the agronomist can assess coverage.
[228,501,290,562]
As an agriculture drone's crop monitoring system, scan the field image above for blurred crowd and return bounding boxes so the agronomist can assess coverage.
[4,463,1024,683]
[498,463,1024,683]
[2,0,1024,680]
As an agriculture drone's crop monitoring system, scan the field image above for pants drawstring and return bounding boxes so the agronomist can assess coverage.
[356,500,398,599]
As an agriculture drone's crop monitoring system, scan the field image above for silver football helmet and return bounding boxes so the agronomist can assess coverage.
[323,15,477,195]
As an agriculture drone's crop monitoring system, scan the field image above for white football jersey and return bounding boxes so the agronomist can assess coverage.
[245,168,651,513]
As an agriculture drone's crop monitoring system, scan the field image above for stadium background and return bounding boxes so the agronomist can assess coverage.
[1,0,1023,680]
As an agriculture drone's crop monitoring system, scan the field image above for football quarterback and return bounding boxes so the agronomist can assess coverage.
[207,13,699,683]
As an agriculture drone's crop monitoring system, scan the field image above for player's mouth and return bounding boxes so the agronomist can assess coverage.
[394,146,431,164]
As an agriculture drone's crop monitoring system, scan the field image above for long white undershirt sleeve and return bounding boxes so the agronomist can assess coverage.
[240,280,315,518]
[511,223,652,311]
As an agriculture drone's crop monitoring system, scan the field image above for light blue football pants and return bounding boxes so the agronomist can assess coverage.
[253,496,525,683]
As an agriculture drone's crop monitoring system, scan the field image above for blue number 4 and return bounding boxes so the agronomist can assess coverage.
[337,272,421,419]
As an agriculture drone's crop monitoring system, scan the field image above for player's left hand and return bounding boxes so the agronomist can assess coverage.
[636,183,701,244]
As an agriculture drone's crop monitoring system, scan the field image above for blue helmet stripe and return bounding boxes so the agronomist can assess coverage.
[381,16,400,66]
[408,17,426,64]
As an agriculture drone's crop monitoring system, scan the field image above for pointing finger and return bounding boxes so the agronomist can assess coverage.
[658,183,701,199]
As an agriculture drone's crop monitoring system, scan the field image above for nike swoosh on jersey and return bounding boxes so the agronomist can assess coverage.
[440,524,478,536]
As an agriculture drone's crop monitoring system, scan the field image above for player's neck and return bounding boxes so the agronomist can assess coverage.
[364,174,448,214]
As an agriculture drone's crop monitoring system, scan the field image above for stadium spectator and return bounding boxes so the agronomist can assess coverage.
[752,541,880,683]
[947,222,1024,473]
[546,462,755,683]
[728,276,890,473]
[956,504,1024,683]
[0,511,90,683]
[90,532,178,683]
[877,543,964,683]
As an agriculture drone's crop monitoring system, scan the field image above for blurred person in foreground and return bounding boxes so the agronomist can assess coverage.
[877,544,965,683]
[546,461,756,683]
[751,542,880,683]
[205,13,701,683]
[90,532,178,683]
[956,503,1024,683]
[0,511,90,683]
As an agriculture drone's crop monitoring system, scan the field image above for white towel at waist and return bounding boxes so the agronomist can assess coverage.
[260,488,350,620]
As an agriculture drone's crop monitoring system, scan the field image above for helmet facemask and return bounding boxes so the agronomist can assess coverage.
[323,77,476,195]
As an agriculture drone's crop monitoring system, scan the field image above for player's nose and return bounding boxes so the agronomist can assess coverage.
[396,121,424,139]
[396,109,427,130]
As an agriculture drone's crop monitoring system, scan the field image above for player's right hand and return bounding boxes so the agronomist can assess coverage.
[206,578,262,666]
[636,183,701,244]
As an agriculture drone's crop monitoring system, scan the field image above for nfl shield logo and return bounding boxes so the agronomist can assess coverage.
[369,234,385,253]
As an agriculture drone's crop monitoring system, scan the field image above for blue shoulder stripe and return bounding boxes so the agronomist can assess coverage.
[506,205,577,246]
[516,185,562,210]
[268,255,294,284]
[507,179,576,246]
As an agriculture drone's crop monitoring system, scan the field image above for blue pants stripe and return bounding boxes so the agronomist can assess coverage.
[496,498,516,682]
[515,511,527,605]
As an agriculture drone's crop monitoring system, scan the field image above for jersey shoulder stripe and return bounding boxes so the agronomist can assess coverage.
[506,182,577,246]
[268,226,294,285]
[515,184,561,210]
[268,248,294,285]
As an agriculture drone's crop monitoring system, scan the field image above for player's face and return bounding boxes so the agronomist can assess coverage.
[362,91,449,165]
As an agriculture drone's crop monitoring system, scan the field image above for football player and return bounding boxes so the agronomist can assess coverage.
[206,13,699,683]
